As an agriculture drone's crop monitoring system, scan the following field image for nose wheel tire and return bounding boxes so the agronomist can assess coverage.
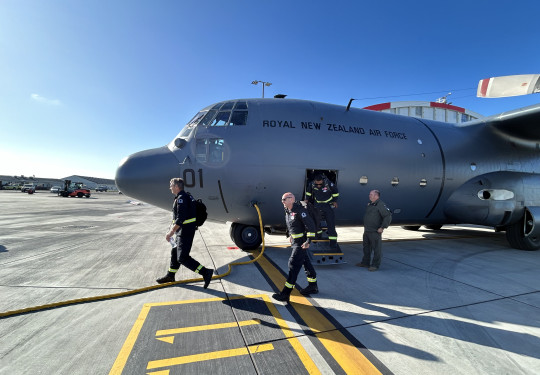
[230,223,262,251]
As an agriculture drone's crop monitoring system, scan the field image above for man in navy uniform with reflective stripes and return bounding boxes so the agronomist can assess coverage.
[305,174,339,248]
[156,177,213,287]
[273,192,318,302]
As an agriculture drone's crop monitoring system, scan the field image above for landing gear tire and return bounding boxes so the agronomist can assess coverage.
[505,218,540,251]
[230,223,262,251]
[401,225,421,231]
[424,224,443,230]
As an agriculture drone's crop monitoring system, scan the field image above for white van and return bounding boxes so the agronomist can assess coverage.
[21,184,35,192]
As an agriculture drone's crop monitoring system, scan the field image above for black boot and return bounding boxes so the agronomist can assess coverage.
[300,281,318,295]
[156,272,175,284]
[201,268,214,289]
[272,286,293,302]
[329,240,337,250]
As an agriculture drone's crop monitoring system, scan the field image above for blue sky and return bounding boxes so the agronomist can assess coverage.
[1,0,539,179]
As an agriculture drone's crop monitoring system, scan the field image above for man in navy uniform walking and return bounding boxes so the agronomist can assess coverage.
[273,192,318,302]
[156,178,214,288]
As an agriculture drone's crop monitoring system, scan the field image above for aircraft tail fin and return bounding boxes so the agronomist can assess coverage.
[477,74,540,98]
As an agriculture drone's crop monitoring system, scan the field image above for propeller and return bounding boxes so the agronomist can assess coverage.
[477,74,540,98]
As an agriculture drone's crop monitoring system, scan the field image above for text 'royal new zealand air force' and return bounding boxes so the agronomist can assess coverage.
[262,120,407,139]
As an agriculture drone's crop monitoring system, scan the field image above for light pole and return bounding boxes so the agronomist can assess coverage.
[251,80,272,98]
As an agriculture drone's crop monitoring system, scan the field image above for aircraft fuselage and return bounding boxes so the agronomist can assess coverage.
[116,98,540,250]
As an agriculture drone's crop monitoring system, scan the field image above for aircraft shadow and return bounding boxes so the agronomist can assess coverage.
[243,238,540,367]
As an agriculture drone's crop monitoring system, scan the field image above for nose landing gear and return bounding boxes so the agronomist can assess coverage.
[229,223,262,251]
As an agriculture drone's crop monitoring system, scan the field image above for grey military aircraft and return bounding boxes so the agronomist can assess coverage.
[115,75,540,251]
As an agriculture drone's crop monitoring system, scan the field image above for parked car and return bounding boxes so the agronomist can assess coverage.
[50,186,61,193]
[21,184,35,192]
[3,184,21,190]
[95,186,108,192]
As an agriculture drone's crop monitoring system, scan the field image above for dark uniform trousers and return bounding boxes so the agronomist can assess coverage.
[287,236,317,286]
[315,202,337,239]
[170,227,199,272]
[362,231,382,268]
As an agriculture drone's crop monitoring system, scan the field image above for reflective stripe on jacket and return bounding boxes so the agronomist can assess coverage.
[172,190,197,229]
[285,202,316,241]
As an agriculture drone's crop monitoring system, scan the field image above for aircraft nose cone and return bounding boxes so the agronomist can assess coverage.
[115,146,180,209]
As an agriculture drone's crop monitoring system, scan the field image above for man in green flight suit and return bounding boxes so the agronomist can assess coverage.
[358,190,392,271]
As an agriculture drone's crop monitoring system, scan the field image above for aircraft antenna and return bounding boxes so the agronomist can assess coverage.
[346,98,356,111]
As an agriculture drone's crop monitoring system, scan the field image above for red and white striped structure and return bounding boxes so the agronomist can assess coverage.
[364,101,484,123]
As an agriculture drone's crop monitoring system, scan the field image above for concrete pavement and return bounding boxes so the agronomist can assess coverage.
[0,190,539,374]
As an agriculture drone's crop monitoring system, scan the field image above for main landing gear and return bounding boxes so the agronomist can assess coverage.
[505,210,540,250]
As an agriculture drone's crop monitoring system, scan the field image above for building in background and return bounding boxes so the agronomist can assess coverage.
[0,174,116,191]
[363,100,484,124]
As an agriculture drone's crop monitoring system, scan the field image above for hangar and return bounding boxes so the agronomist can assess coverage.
[363,100,484,123]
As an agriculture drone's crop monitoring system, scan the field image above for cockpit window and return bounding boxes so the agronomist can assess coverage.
[187,111,205,126]
[199,109,217,127]
[177,101,249,134]
[210,111,231,127]
[178,110,206,138]
[204,101,248,127]
[172,101,248,150]
[221,102,234,110]
[229,111,248,126]
[235,101,248,110]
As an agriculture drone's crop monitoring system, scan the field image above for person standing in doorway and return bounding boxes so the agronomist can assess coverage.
[305,174,339,248]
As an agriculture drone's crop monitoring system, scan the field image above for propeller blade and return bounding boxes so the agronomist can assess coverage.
[477,74,540,98]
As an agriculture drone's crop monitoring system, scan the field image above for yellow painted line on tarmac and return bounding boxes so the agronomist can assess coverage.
[259,294,321,375]
[254,250,382,375]
[109,304,152,375]
[110,299,227,375]
[156,319,261,336]
[111,294,320,374]
[146,343,274,370]
[156,336,175,344]
[147,370,170,375]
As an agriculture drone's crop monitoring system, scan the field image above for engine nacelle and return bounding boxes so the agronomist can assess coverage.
[444,172,540,227]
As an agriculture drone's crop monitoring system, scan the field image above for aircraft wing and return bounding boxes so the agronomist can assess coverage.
[474,103,540,142]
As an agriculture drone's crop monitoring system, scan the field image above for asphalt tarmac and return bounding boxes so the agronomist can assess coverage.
[0,190,539,374]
